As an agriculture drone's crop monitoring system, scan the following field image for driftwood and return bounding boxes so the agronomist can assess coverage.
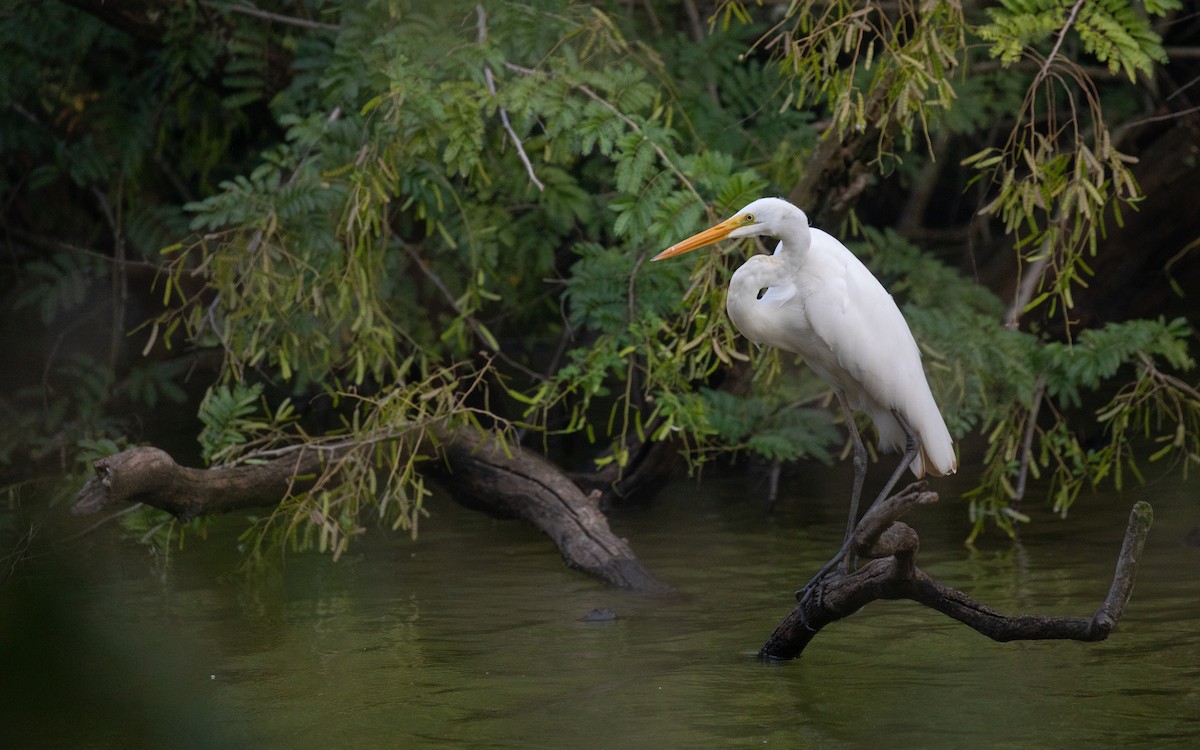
[760,482,1154,660]
[71,428,670,593]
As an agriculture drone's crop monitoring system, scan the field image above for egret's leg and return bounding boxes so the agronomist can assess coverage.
[859,410,918,522]
[793,396,870,600]
[837,392,868,570]
[795,410,919,604]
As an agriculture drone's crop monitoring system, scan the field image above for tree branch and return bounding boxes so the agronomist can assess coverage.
[476,4,544,192]
[1036,0,1086,88]
[199,0,339,31]
[1011,372,1047,516]
[759,485,1152,660]
[71,445,329,521]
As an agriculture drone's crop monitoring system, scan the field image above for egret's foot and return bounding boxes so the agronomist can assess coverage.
[793,578,820,608]
[796,537,853,597]
[794,580,828,632]
[793,556,845,608]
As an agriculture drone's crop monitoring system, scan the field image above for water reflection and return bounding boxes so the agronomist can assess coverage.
[2,468,1197,748]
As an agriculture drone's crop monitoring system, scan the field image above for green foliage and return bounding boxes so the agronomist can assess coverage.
[9,252,104,325]
[115,503,215,562]
[119,360,190,411]
[3,0,1195,562]
[979,0,1178,81]
[967,0,1180,321]
[565,242,689,333]
[0,354,111,465]
[725,0,965,146]
[700,388,837,464]
[0,0,289,493]
[197,382,269,465]
[1040,318,1195,408]
[965,317,1198,540]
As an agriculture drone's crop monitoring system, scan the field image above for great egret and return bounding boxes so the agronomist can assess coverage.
[653,197,955,587]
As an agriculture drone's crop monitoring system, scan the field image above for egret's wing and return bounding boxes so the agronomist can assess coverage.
[799,230,956,476]
[757,283,797,307]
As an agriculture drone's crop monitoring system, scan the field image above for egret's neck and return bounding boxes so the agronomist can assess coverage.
[771,217,811,266]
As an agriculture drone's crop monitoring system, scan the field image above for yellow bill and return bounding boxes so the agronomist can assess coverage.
[651,214,754,261]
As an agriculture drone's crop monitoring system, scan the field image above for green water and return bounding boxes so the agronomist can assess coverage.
[2,467,1198,748]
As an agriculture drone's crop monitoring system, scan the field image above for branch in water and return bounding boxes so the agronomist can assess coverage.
[759,485,1152,660]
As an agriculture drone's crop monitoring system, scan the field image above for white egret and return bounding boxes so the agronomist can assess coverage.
[653,197,955,588]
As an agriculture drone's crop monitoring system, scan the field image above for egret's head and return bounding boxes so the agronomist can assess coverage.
[727,198,808,240]
[652,197,807,261]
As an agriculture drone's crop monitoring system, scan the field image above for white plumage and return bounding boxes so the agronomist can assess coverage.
[653,196,956,480]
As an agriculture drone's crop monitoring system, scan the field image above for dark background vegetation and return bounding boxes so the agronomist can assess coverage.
[2,0,1197,560]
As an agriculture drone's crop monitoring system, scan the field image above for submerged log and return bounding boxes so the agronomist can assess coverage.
[71,428,670,593]
[760,484,1153,660]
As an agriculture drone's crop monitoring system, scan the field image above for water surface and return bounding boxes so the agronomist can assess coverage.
[2,467,1197,748]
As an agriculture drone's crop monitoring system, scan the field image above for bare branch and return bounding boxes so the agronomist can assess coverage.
[576,84,703,202]
[476,4,545,192]
[90,184,127,372]
[429,428,672,592]
[199,1,339,32]
[1012,372,1047,514]
[1032,0,1086,90]
[760,487,1152,660]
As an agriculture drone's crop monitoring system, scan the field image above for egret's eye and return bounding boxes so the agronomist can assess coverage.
[744,214,755,223]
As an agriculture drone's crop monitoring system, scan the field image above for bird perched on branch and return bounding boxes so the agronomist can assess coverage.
[653,197,955,587]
